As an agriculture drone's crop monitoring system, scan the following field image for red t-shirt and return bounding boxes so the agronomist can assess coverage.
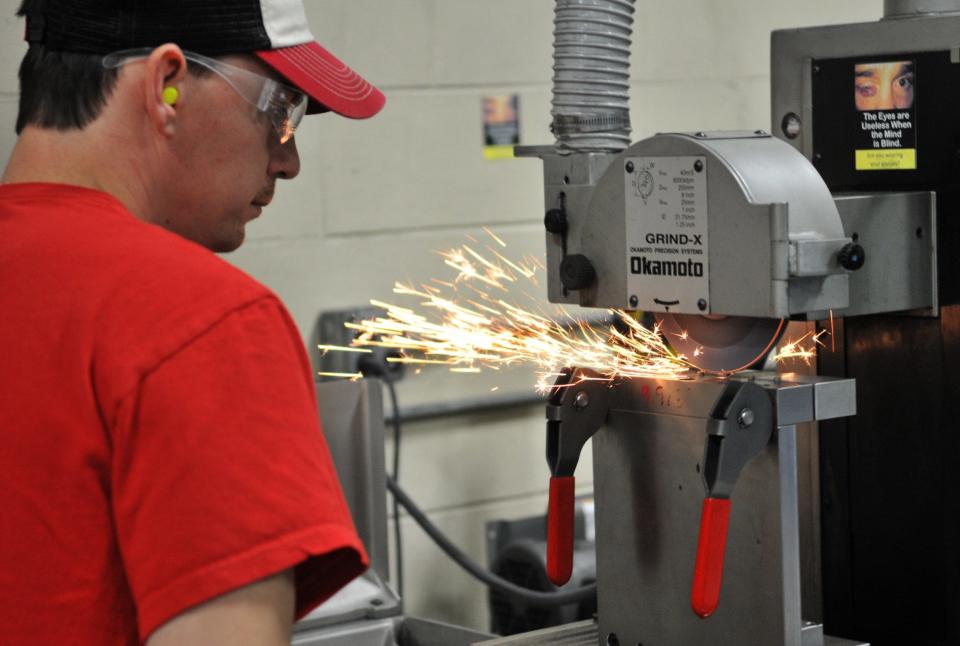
[0,183,367,644]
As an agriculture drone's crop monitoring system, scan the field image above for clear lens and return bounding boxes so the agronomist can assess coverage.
[278,94,307,144]
[103,48,307,144]
[263,83,307,144]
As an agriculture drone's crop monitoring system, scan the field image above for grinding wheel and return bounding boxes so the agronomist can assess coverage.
[655,313,786,374]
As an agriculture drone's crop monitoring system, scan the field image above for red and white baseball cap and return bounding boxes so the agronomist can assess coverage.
[21,0,386,119]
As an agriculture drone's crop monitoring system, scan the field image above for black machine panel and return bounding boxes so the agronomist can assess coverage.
[811,49,960,646]
[812,51,960,192]
[819,310,960,646]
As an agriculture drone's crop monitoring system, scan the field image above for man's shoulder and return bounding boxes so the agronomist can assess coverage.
[1,182,273,306]
[85,204,280,354]
[6,182,280,347]
[0,183,296,421]
[112,216,271,304]
[75,197,293,407]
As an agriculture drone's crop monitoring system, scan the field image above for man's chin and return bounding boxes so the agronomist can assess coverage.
[212,237,245,254]
[207,227,246,254]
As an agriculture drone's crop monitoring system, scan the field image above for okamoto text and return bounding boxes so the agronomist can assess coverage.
[631,256,705,277]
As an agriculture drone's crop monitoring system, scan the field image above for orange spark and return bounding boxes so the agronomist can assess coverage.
[829,310,836,353]
[317,371,363,381]
[774,330,828,365]
[318,344,372,355]
[483,227,507,248]
[324,234,699,387]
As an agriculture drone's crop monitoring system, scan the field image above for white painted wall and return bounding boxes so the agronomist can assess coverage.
[0,5,19,158]
[0,0,882,634]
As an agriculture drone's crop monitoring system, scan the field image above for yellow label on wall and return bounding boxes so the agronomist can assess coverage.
[855,149,917,170]
[483,145,515,160]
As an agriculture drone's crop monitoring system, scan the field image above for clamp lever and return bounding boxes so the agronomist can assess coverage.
[691,382,773,618]
[544,370,608,586]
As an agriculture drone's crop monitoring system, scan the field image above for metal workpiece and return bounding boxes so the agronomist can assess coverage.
[751,371,858,422]
[776,373,857,421]
[768,379,815,427]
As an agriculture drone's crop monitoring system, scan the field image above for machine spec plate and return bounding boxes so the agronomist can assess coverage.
[624,156,709,312]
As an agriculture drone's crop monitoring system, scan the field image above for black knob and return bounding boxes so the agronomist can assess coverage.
[838,242,866,271]
[560,254,596,290]
[544,208,568,234]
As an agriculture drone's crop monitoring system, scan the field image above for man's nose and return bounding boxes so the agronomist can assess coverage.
[269,136,301,180]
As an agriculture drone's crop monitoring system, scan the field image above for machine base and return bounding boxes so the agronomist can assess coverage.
[295,616,492,646]
[472,619,870,646]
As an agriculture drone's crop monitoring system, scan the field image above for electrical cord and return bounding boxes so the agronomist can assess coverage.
[371,349,595,607]
[385,475,597,606]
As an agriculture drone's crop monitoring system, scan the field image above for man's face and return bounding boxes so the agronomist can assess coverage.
[160,55,301,252]
[854,62,915,111]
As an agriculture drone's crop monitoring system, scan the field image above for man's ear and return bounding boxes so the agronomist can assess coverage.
[143,44,188,138]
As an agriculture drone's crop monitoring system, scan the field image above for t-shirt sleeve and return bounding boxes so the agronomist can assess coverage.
[109,296,367,642]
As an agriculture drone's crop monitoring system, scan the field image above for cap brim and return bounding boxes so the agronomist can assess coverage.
[255,42,385,119]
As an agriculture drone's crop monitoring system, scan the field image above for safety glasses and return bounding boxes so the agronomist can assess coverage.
[103,48,307,144]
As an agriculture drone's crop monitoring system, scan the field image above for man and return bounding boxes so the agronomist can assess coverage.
[0,1,385,644]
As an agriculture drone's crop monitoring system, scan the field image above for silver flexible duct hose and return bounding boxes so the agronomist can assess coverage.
[551,0,636,153]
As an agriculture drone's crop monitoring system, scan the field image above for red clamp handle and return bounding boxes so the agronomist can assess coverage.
[546,476,576,586]
[691,497,731,618]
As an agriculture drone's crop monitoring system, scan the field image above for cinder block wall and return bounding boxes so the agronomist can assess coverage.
[0,0,880,633]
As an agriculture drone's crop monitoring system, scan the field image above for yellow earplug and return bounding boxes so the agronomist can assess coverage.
[162,86,179,106]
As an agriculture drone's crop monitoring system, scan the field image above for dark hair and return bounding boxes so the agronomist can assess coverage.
[15,44,121,135]
[14,1,213,135]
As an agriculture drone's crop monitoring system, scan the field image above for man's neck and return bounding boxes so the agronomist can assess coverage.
[2,126,152,221]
